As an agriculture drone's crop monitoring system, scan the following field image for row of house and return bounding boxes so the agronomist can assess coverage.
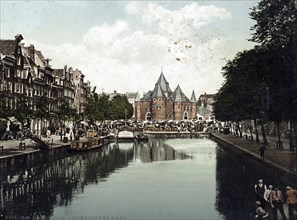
[0,34,91,134]
[0,34,215,134]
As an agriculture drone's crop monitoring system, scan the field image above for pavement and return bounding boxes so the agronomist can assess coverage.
[212,131,297,174]
[0,135,70,156]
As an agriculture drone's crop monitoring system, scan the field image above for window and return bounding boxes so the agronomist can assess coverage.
[6,69,10,78]
[159,98,162,102]
[16,69,21,78]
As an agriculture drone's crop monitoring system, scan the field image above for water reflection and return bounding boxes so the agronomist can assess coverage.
[0,145,134,219]
[133,138,190,163]
[215,146,286,220]
[0,139,190,219]
[0,137,292,220]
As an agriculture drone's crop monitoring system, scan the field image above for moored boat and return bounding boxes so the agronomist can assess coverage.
[116,130,135,142]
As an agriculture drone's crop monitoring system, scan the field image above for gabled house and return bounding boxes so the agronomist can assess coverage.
[0,34,24,112]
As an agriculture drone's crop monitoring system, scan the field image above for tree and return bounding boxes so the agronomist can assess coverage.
[110,95,133,120]
[34,95,50,135]
[250,0,297,146]
[56,99,78,125]
[85,92,111,124]
[13,98,33,129]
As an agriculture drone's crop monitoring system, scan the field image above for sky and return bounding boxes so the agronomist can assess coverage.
[0,0,259,98]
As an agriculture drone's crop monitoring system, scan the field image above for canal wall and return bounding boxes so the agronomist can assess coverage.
[210,133,297,184]
[0,145,69,168]
[144,131,210,139]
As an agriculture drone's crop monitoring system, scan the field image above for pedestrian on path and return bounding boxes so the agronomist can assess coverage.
[255,179,267,209]
[269,186,287,220]
[258,144,266,160]
[264,185,274,218]
[286,186,297,220]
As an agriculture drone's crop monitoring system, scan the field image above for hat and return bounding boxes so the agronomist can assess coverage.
[287,186,292,190]
[258,179,263,183]
[268,185,273,189]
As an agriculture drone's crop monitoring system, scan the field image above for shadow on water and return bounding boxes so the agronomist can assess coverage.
[215,145,289,220]
[0,144,134,219]
[0,138,190,219]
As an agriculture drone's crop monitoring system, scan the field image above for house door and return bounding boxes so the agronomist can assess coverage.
[145,112,152,121]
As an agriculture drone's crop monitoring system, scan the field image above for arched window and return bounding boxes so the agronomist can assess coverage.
[183,111,188,120]
[145,112,152,121]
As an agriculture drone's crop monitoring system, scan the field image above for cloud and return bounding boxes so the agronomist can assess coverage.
[24,2,233,97]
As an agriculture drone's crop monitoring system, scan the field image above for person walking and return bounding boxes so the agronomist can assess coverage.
[255,179,267,209]
[286,186,297,220]
[258,143,266,160]
[264,185,274,218]
[269,186,287,220]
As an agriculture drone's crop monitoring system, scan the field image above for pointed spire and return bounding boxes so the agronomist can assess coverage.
[172,85,190,102]
[190,90,197,102]
[156,69,172,93]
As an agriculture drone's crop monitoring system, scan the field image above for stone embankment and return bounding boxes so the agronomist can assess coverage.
[211,132,297,184]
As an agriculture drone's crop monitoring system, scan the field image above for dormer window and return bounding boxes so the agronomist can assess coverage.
[159,98,162,102]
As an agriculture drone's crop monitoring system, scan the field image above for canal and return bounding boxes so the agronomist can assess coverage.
[0,136,289,219]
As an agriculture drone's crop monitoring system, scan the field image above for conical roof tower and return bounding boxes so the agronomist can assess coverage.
[190,90,197,102]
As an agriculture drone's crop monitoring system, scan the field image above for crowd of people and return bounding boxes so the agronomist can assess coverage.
[255,179,297,220]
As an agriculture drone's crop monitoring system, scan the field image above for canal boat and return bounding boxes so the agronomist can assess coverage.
[68,137,103,152]
[68,130,112,152]
[116,130,135,142]
[134,133,149,142]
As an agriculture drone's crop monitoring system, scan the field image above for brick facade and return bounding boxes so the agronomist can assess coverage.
[135,71,197,122]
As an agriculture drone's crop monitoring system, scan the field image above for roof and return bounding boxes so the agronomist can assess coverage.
[172,85,190,102]
[152,83,166,98]
[156,72,172,93]
[0,40,15,55]
[141,91,153,101]
[199,93,215,99]
[190,90,197,102]
[126,92,138,99]
[52,69,64,77]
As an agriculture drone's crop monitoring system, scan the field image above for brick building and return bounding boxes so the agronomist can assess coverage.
[135,71,197,122]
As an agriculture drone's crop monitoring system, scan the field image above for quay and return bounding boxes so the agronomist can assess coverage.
[0,135,111,167]
[211,132,297,183]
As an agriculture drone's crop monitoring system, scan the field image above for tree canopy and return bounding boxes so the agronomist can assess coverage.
[84,93,133,124]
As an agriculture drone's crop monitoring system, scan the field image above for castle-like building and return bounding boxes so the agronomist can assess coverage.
[134,71,197,122]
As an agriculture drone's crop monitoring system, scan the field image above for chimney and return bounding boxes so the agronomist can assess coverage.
[29,44,35,61]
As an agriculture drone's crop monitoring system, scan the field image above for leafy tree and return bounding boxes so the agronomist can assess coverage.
[213,48,265,139]
[13,98,33,128]
[85,93,111,124]
[250,0,297,146]
[110,95,133,120]
[56,99,78,124]
[34,95,50,135]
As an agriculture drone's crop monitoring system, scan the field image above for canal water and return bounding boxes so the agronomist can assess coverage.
[0,136,289,220]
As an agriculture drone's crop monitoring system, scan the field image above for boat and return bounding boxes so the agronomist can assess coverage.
[116,130,135,142]
[68,137,104,152]
[134,133,149,142]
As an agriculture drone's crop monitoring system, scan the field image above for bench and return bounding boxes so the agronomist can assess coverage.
[19,142,26,150]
